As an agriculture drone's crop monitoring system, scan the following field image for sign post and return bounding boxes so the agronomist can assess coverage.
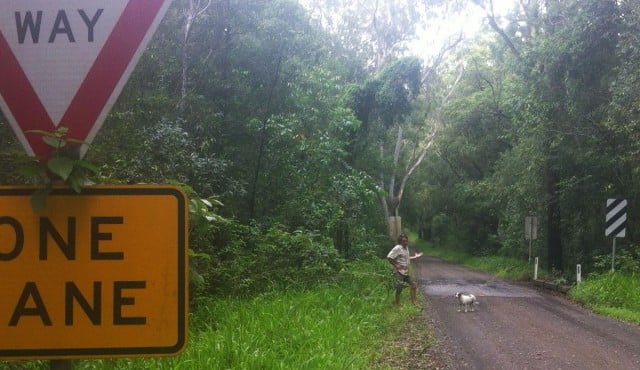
[0,186,188,359]
[525,216,537,263]
[605,199,627,273]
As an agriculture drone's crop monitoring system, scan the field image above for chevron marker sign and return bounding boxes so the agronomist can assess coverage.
[606,198,627,238]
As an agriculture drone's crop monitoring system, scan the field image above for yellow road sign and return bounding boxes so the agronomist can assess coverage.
[0,185,188,359]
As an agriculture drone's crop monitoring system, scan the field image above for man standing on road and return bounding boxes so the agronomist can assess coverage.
[387,233,423,306]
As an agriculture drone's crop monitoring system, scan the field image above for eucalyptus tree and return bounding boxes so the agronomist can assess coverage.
[346,54,465,238]
[301,0,513,244]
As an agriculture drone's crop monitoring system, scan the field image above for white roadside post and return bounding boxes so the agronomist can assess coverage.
[534,257,539,281]
[576,264,581,285]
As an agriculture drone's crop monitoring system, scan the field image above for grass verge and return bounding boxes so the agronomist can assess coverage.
[0,259,429,370]
[569,273,640,324]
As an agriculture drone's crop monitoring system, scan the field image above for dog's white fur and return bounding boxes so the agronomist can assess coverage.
[455,292,479,312]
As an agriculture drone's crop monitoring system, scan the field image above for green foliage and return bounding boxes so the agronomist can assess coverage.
[207,222,346,296]
[81,0,387,283]
[347,57,423,162]
[14,127,98,211]
[592,244,640,275]
[92,119,230,197]
[403,0,638,274]
[177,174,363,300]
[174,181,225,299]
[422,238,536,281]
[374,57,422,126]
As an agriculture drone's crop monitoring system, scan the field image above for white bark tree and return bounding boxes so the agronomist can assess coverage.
[380,59,465,239]
[180,0,212,112]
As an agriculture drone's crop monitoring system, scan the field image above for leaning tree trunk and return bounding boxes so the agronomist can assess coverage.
[179,0,212,112]
[546,166,563,271]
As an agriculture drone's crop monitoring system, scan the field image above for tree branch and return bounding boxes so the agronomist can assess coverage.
[396,62,465,206]
[473,0,521,58]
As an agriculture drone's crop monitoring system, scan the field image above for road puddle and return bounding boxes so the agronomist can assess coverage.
[419,279,540,298]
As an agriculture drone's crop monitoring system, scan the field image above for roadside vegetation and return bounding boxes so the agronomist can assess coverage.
[0,260,428,370]
[569,246,640,324]
[411,233,539,281]
[570,273,640,325]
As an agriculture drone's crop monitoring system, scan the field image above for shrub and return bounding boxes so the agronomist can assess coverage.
[592,243,640,275]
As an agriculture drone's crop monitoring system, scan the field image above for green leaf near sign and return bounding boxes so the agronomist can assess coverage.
[47,157,76,181]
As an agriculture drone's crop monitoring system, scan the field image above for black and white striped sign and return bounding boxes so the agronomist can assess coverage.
[606,199,627,237]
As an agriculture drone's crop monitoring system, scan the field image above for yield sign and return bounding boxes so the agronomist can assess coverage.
[0,0,173,158]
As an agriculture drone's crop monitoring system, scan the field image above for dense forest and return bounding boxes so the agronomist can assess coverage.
[2,0,640,299]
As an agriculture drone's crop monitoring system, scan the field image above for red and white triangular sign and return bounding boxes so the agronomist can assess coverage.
[0,0,173,158]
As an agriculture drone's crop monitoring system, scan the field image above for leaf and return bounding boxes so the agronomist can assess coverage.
[16,162,44,178]
[43,136,66,149]
[68,172,84,193]
[30,188,50,212]
[189,269,206,285]
[47,157,75,180]
[26,129,59,138]
[65,137,90,145]
[74,160,100,174]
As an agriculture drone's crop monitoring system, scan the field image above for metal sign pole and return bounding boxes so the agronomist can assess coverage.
[611,237,616,273]
[525,216,537,263]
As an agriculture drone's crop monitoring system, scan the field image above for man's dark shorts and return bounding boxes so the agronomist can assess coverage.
[394,271,413,291]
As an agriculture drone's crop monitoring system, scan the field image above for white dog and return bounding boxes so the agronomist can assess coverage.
[455,292,479,312]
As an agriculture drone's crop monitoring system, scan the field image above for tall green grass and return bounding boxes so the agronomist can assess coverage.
[1,260,421,370]
[569,273,640,324]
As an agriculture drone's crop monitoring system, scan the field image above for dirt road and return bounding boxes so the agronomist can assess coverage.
[413,256,640,370]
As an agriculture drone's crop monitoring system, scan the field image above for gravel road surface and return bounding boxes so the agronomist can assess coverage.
[413,256,640,370]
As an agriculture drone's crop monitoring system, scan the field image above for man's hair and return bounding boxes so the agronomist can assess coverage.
[397,233,408,243]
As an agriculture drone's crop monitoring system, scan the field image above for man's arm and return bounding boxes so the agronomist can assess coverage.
[387,257,402,271]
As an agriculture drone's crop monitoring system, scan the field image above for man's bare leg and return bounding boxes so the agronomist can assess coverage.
[410,284,419,306]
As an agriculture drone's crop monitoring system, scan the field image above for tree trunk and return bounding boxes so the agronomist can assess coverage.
[546,167,563,271]
[180,0,212,112]
[248,56,282,219]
